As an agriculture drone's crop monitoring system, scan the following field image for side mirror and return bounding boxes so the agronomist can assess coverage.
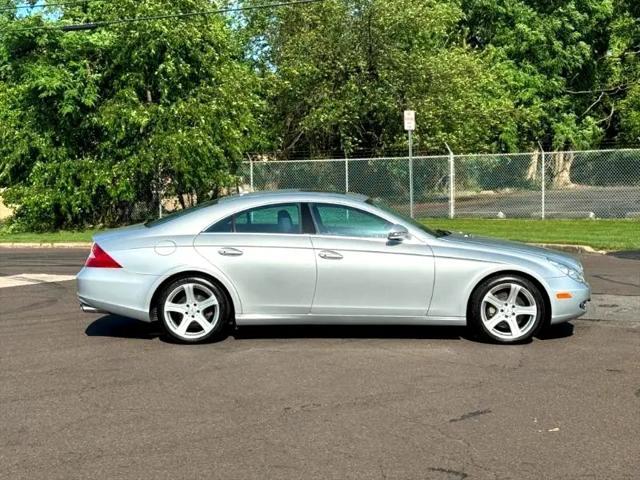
[388,224,410,242]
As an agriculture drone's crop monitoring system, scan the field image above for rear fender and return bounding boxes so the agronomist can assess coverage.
[145,264,243,316]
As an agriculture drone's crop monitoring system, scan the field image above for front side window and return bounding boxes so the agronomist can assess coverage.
[310,203,392,238]
[206,203,302,234]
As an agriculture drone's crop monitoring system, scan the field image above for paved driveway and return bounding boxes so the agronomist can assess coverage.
[1,248,638,479]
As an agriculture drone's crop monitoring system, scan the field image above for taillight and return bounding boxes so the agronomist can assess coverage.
[85,243,122,268]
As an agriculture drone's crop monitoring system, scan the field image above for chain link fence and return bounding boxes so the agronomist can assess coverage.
[236,149,640,219]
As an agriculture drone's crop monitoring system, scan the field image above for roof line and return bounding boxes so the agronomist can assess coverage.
[221,190,369,202]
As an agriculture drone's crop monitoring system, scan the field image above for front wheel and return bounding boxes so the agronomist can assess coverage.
[469,275,545,344]
[157,276,229,343]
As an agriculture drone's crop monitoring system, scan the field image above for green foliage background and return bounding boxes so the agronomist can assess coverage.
[0,0,262,230]
[0,0,639,230]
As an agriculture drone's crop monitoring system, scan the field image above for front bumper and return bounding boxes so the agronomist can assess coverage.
[546,276,591,324]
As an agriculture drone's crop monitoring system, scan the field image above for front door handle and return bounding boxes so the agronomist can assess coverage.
[318,250,343,260]
[218,247,243,257]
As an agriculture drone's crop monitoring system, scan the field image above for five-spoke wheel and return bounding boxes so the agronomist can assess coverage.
[470,275,545,343]
[158,277,229,343]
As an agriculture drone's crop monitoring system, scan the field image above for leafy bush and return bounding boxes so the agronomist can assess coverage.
[0,1,261,230]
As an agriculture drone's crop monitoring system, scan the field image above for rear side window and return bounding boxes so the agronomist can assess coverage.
[207,216,233,233]
[206,203,302,234]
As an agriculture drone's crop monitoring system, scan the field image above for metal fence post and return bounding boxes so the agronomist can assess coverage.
[446,143,455,219]
[249,155,254,192]
[538,142,545,219]
[157,166,163,219]
[345,157,349,193]
[409,131,414,218]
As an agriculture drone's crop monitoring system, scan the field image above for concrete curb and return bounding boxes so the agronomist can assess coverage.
[0,240,609,254]
[0,242,92,249]
[531,243,609,255]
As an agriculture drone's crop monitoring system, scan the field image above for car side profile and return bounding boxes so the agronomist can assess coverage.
[77,191,591,344]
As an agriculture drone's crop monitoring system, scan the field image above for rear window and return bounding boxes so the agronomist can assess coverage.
[144,199,219,228]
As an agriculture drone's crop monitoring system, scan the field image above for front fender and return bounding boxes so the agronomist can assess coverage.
[427,252,557,319]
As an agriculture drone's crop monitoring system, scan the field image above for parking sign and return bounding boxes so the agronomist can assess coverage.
[404,110,415,131]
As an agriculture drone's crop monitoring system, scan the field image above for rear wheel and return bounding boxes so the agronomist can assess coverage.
[157,276,229,343]
[469,275,545,343]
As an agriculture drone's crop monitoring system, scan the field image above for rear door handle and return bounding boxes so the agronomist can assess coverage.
[218,247,243,257]
[318,250,343,260]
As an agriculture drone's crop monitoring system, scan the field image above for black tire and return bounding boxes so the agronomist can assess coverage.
[156,276,230,343]
[468,274,546,344]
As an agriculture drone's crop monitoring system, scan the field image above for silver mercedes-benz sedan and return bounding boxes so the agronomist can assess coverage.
[77,191,590,344]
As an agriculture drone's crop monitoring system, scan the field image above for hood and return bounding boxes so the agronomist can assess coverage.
[441,233,583,271]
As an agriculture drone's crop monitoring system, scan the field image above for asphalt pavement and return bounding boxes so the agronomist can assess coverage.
[413,186,640,218]
[1,247,639,479]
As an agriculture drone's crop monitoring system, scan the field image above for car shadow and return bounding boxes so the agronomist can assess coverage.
[535,322,574,340]
[85,315,575,343]
[231,324,469,341]
[85,314,162,340]
[607,250,640,261]
[85,315,468,342]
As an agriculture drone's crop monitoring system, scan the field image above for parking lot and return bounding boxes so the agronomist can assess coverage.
[1,247,639,479]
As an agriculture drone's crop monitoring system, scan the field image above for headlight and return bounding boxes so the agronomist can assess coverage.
[548,258,585,283]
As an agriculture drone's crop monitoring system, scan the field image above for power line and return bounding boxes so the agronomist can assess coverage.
[3,0,324,32]
[0,1,103,13]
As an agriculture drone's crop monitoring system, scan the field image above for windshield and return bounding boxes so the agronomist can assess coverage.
[365,198,445,237]
[144,198,219,228]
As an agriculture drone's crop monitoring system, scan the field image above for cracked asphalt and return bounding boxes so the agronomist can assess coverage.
[1,248,639,479]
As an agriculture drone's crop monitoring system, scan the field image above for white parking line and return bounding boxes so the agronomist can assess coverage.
[0,274,77,289]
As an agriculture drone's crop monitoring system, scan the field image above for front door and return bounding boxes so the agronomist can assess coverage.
[308,203,435,318]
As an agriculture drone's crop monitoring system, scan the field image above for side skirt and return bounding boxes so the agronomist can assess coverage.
[235,313,466,327]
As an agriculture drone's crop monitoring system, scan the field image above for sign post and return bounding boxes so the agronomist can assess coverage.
[404,110,416,218]
[538,141,545,219]
[446,143,455,219]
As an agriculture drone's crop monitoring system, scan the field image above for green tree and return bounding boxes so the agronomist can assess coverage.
[611,0,640,144]
[243,0,518,158]
[0,0,261,230]
[460,0,629,186]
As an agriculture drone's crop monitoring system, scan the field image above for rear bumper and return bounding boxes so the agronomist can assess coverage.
[77,267,157,322]
[546,277,591,325]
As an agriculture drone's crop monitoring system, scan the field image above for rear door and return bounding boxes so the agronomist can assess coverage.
[194,202,316,315]
[308,202,434,318]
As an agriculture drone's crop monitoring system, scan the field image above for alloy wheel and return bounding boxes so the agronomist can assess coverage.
[480,282,538,341]
[163,282,220,341]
